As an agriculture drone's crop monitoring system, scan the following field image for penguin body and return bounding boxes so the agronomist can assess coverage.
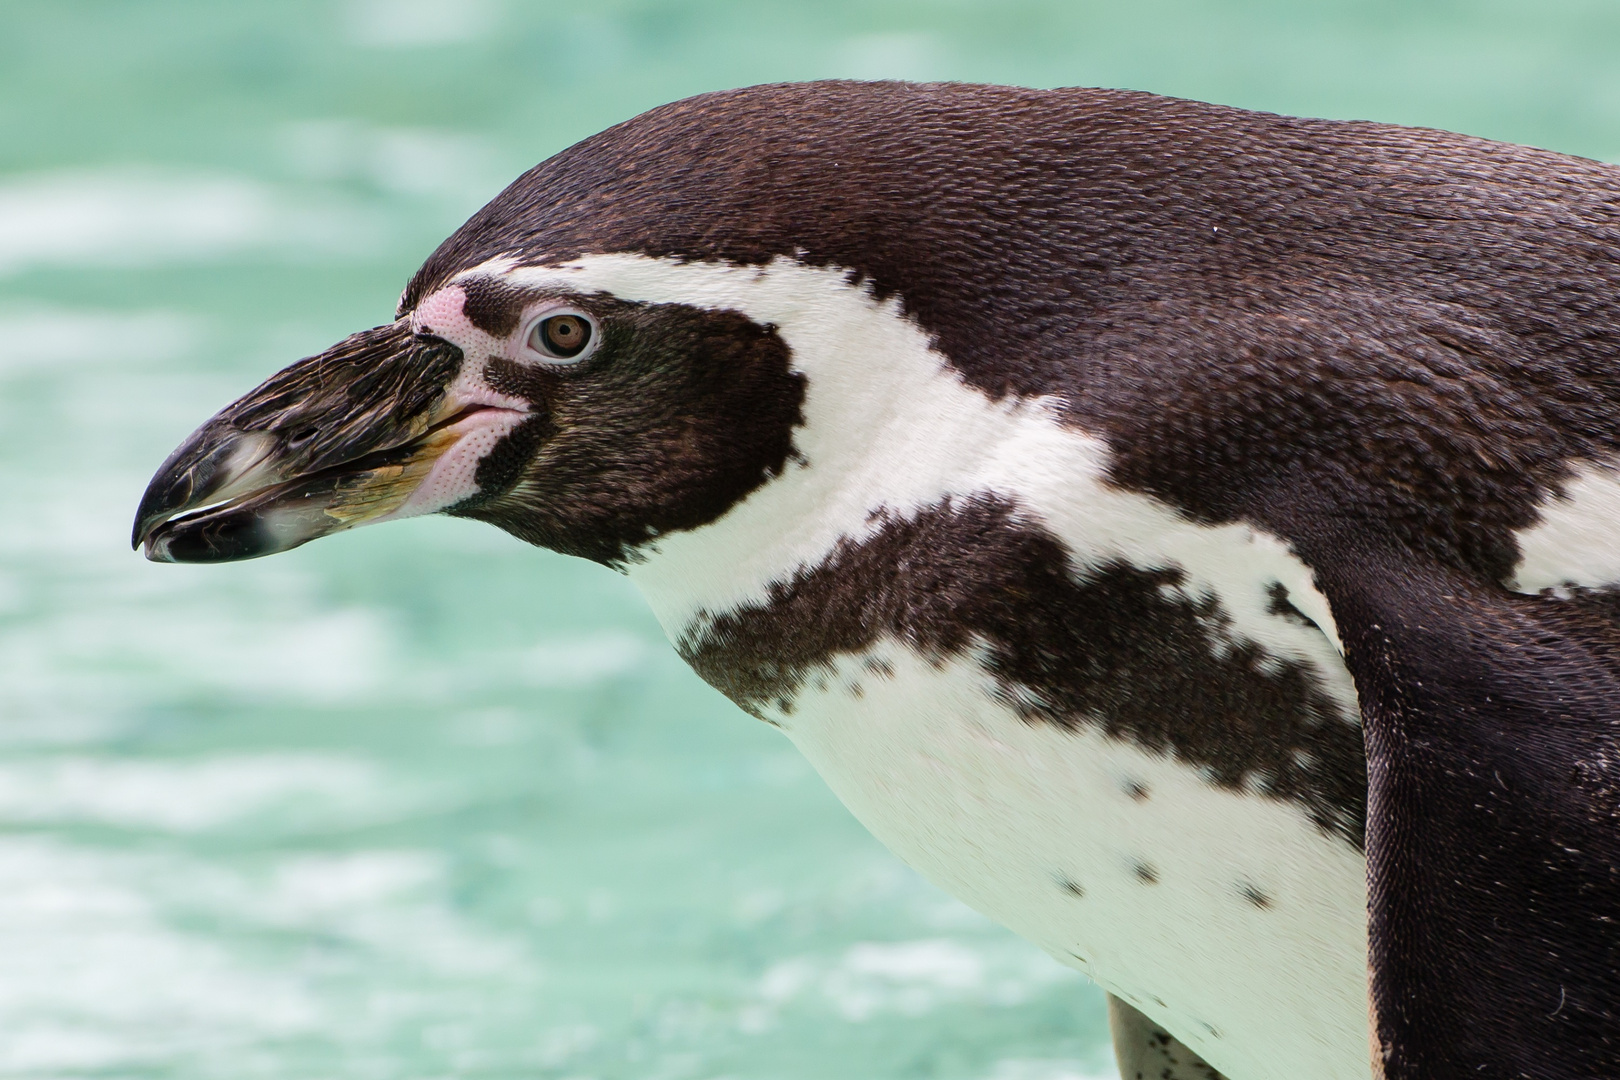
[135,83,1620,1079]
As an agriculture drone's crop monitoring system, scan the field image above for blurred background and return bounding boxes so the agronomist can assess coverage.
[3,2,1619,1077]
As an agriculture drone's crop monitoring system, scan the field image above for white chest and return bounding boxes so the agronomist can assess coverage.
[768,641,1370,1080]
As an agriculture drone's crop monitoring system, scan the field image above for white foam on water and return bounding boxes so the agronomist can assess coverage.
[279,120,510,208]
[749,937,1077,1029]
[843,939,986,988]
[0,600,398,729]
[0,167,380,273]
[0,835,538,1074]
[534,1023,601,1067]
[520,630,654,687]
[344,0,502,47]
[0,304,203,375]
[446,707,532,747]
[241,851,525,977]
[264,850,441,912]
[835,31,951,80]
[0,753,384,832]
[986,1059,1117,1080]
[0,838,320,1072]
[0,573,22,615]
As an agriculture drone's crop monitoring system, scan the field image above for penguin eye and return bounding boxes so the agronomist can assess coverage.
[524,309,597,363]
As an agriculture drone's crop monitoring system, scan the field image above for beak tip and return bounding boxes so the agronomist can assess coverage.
[131,486,177,555]
[131,438,217,557]
[131,515,154,553]
[141,533,176,563]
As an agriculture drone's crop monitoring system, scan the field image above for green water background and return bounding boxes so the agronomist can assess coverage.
[3,2,1619,1077]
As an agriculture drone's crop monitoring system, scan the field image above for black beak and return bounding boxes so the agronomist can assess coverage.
[133,320,469,562]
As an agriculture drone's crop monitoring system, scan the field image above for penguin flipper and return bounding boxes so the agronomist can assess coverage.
[1305,541,1620,1078]
[1108,996,1228,1080]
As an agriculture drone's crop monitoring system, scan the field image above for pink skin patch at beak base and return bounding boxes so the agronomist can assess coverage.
[385,406,532,521]
[388,281,541,522]
[413,284,505,359]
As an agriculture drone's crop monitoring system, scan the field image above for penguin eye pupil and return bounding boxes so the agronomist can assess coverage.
[532,313,592,360]
[547,317,582,350]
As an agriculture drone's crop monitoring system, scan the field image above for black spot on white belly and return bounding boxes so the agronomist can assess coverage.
[1266,581,1319,629]
[682,495,1367,846]
[1111,996,1229,1080]
[862,656,896,678]
[1133,861,1160,885]
[1239,882,1273,909]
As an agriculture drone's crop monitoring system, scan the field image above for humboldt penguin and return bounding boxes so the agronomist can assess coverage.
[132,82,1620,1079]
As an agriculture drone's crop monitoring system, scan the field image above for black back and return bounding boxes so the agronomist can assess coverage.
[408,81,1620,585]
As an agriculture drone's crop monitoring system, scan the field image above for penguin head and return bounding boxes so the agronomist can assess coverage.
[132,80,1064,565]
[131,255,806,566]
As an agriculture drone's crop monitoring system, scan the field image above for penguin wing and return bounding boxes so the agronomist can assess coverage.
[1086,287,1620,1073]
[1300,537,1620,1078]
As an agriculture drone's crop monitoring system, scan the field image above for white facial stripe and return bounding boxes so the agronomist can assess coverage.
[1511,462,1620,595]
[467,254,1353,713]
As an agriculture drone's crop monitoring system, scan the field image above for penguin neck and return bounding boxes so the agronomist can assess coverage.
[623,391,1057,650]
[477,250,1066,645]
[613,262,1065,647]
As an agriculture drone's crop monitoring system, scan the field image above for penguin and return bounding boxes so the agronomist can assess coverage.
[131,81,1620,1080]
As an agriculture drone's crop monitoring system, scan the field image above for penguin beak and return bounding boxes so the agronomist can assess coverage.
[132,320,527,563]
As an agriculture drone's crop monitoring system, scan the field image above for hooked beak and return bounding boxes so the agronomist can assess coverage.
[132,319,530,563]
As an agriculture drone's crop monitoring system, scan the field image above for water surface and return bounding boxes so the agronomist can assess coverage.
[4,2,1619,1076]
